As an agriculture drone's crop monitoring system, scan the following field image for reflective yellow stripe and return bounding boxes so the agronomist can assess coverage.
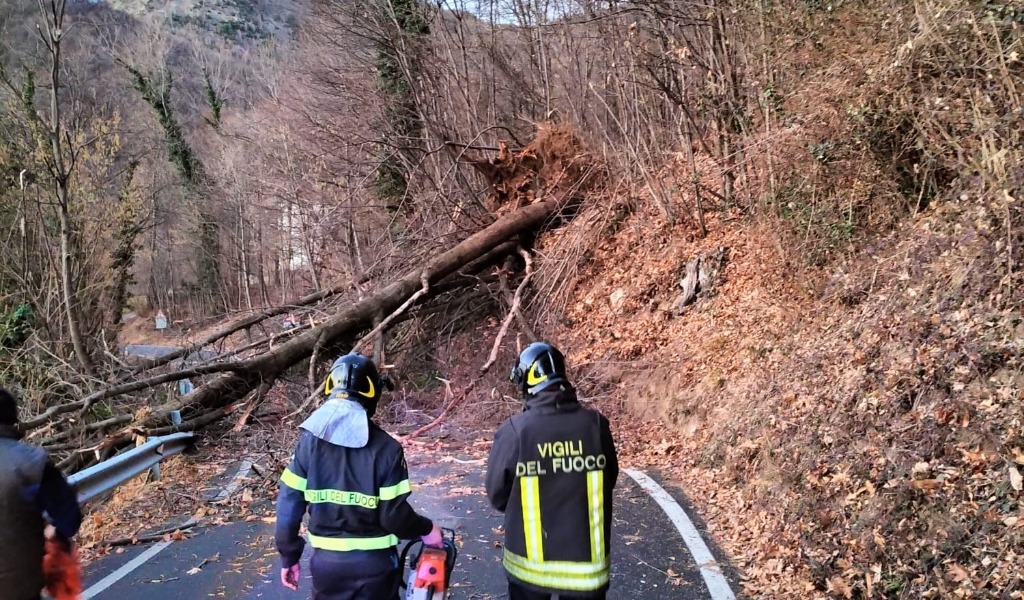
[504,548,609,575]
[308,533,399,551]
[304,489,379,509]
[503,549,609,591]
[520,475,544,561]
[379,479,412,501]
[587,470,605,563]
[280,468,307,492]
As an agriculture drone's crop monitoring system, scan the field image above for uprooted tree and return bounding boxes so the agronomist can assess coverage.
[20,125,604,472]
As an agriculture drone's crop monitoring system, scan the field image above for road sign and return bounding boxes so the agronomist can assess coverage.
[155,310,168,330]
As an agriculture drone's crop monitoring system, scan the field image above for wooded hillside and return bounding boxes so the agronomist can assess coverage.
[1,0,1021,597]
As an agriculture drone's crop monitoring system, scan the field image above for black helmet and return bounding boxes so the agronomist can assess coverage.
[510,342,569,396]
[324,352,394,416]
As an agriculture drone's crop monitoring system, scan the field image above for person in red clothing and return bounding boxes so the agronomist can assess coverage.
[0,388,82,600]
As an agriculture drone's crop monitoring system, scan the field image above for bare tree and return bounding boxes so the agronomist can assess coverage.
[35,0,93,373]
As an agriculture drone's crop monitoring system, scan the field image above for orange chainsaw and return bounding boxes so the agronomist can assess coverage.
[43,538,82,600]
[400,528,458,600]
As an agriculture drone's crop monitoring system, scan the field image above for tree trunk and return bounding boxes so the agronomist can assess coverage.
[41,0,93,373]
[58,203,91,372]
[239,202,253,310]
[134,196,569,430]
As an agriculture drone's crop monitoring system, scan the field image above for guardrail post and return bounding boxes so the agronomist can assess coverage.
[152,413,184,482]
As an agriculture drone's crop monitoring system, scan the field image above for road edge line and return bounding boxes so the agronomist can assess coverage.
[625,469,737,600]
[212,459,254,503]
[82,539,173,599]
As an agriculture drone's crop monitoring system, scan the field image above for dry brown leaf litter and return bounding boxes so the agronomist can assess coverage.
[543,189,1022,599]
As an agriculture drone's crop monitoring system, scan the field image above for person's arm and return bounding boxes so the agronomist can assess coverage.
[275,434,311,569]
[485,420,518,513]
[38,461,82,542]
[600,415,619,489]
[377,448,433,540]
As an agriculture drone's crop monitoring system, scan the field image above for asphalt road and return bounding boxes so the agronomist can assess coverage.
[82,451,739,599]
[121,344,218,362]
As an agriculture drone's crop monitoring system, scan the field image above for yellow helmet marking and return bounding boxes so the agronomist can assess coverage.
[357,376,377,399]
[526,363,548,386]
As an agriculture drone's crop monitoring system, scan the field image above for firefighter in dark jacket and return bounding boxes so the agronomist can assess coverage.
[0,388,83,600]
[486,342,619,600]
[276,352,443,599]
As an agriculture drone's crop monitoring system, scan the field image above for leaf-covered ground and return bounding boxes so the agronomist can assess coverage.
[547,193,1022,598]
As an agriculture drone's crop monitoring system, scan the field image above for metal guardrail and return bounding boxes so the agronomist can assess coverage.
[68,432,195,504]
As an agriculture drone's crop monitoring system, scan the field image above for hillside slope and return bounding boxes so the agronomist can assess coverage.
[529,3,1024,597]
[549,185,1021,597]
[100,0,301,40]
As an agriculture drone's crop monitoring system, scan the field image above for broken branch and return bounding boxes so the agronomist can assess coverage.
[481,248,534,373]
[352,272,430,354]
[401,380,475,441]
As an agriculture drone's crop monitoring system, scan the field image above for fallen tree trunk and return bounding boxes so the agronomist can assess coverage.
[39,124,603,471]
[132,198,568,431]
[122,283,354,376]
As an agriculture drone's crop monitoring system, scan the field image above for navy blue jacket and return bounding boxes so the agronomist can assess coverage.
[485,387,618,597]
[0,426,81,539]
[276,422,432,568]
[0,425,82,600]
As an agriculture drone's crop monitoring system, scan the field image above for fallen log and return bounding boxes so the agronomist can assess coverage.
[37,124,602,463]
[121,282,358,376]
[132,197,571,431]
[20,357,253,432]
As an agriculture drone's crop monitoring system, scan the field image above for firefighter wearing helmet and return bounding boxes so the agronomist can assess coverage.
[275,352,443,599]
[486,342,619,600]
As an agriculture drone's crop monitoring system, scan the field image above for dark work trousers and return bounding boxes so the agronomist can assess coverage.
[508,581,607,600]
[309,548,401,600]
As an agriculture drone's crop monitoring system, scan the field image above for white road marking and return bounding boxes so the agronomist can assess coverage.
[625,469,737,600]
[82,540,173,599]
[212,459,254,503]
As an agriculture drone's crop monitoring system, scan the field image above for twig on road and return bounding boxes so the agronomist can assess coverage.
[401,379,476,441]
[102,518,202,548]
